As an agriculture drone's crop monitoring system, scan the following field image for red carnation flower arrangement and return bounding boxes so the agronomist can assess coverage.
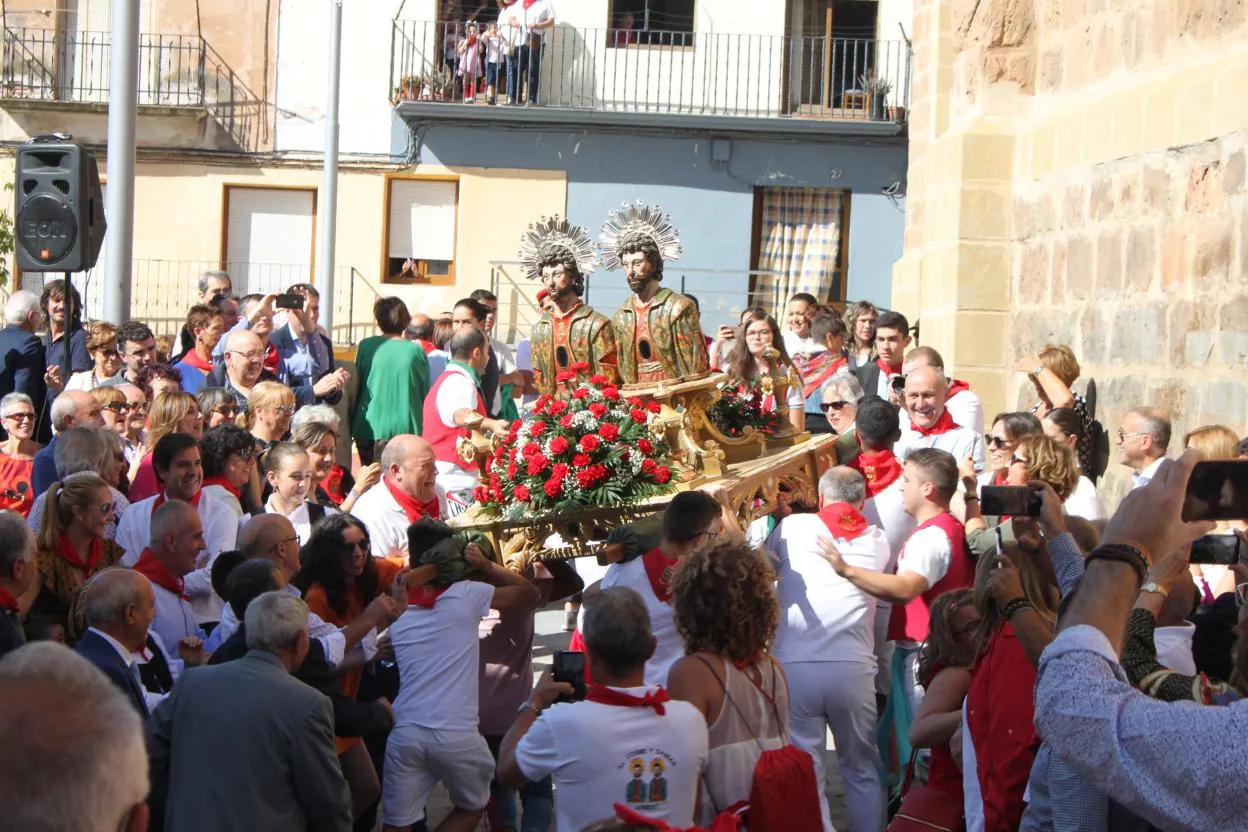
[706,385,782,438]
[475,363,677,519]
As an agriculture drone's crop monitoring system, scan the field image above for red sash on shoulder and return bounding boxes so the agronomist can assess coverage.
[816,502,870,541]
[912,409,959,437]
[802,353,848,399]
[849,447,903,497]
[641,546,677,604]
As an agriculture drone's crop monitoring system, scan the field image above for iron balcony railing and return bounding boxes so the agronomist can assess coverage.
[391,20,910,122]
[0,27,267,151]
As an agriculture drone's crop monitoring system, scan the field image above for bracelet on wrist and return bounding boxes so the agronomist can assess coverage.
[1000,597,1033,619]
[1087,543,1150,586]
[964,495,979,503]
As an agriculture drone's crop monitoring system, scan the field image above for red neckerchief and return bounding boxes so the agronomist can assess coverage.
[180,349,213,372]
[0,584,19,613]
[947,379,971,399]
[522,0,539,7]
[408,585,449,608]
[586,684,670,716]
[817,502,870,541]
[132,549,188,600]
[151,490,203,517]
[849,447,903,497]
[641,546,677,604]
[802,352,848,398]
[202,475,240,500]
[383,475,440,525]
[876,357,901,378]
[323,464,347,506]
[912,409,959,437]
[416,339,437,355]
[58,535,102,573]
[992,470,1008,486]
[263,342,279,375]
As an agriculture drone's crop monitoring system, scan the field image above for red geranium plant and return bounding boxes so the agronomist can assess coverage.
[474,363,677,519]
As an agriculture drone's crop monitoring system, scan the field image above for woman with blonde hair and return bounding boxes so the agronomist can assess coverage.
[0,392,42,515]
[666,538,800,824]
[842,300,878,370]
[1185,424,1241,460]
[65,321,123,391]
[127,391,204,502]
[1016,343,1095,471]
[1184,424,1244,600]
[22,474,123,637]
[91,386,129,435]
[244,381,296,459]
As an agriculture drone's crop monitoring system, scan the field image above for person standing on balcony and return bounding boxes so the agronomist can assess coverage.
[503,0,556,106]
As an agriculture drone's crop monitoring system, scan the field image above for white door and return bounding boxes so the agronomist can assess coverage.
[224,187,316,296]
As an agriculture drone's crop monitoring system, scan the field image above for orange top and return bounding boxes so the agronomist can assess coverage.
[0,453,35,516]
[303,558,402,755]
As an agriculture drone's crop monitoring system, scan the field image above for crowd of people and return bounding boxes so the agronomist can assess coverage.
[0,266,1245,832]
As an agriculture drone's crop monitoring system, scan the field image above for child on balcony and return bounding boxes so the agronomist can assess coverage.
[483,21,505,105]
[457,22,484,104]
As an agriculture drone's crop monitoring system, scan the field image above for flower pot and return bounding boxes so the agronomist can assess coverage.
[869,94,887,121]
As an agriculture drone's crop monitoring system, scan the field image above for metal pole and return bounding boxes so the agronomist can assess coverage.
[316,0,343,337]
[103,0,139,324]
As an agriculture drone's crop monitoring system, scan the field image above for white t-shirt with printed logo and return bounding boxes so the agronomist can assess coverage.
[390,580,495,732]
[515,690,708,832]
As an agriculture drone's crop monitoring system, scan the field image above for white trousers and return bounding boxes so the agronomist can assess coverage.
[785,660,885,832]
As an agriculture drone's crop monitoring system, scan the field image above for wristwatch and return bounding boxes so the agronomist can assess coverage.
[1031,366,1045,378]
[517,700,544,715]
[1140,582,1169,599]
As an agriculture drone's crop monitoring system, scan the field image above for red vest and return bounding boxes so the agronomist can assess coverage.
[888,511,973,642]
[422,366,486,468]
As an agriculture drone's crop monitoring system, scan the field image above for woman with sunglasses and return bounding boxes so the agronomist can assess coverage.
[980,412,1043,488]
[723,310,805,433]
[65,321,123,391]
[90,386,129,434]
[198,387,240,430]
[0,393,42,516]
[1040,408,1101,522]
[293,514,403,823]
[244,380,296,461]
[128,391,204,502]
[22,474,123,638]
[200,423,261,519]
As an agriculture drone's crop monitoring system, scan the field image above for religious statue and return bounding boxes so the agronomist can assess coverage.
[601,201,709,385]
[519,216,618,397]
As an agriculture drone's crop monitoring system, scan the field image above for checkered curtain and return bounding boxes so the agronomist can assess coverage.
[755,187,846,314]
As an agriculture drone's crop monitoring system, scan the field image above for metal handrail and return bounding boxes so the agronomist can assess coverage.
[391,20,911,122]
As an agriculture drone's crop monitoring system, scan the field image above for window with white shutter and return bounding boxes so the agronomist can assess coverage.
[384,177,458,284]
[223,186,316,295]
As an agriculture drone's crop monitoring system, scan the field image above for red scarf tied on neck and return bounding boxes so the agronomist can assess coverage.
[849,447,903,497]
[408,585,450,608]
[0,585,19,613]
[384,475,441,525]
[587,684,671,715]
[151,490,202,517]
[876,356,901,378]
[131,549,189,600]
[641,546,677,604]
[202,475,240,500]
[912,408,959,437]
[816,502,870,541]
[58,535,103,573]
[522,0,539,7]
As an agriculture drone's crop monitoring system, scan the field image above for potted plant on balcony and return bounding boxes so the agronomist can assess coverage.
[858,73,893,121]
[421,67,455,102]
[394,74,422,102]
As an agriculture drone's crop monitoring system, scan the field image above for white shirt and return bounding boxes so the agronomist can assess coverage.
[767,514,890,665]
[208,582,347,665]
[515,689,708,832]
[264,496,338,547]
[945,388,985,438]
[350,479,446,561]
[510,0,556,40]
[782,331,825,359]
[862,478,915,571]
[435,363,482,476]
[1153,622,1197,676]
[202,483,243,520]
[390,580,495,731]
[1063,475,1101,521]
[1132,457,1166,490]
[601,557,683,685]
[149,581,200,657]
[116,491,239,624]
[895,417,986,474]
[896,524,954,592]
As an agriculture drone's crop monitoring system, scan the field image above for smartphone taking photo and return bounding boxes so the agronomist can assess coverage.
[552,650,587,702]
[275,293,304,311]
[1190,533,1241,565]
[980,485,1043,518]
[1182,460,1248,522]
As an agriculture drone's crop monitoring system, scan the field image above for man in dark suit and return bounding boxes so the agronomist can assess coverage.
[74,568,158,717]
[853,309,911,403]
[270,283,347,406]
[147,591,352,832]
[0,290,50,443]
[0,510,36,660]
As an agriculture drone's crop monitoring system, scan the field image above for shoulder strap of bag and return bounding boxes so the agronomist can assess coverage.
[307,500,326,526]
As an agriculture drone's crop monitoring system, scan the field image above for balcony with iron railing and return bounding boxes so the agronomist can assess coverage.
[390,20,910,136]
[0,27,267,152]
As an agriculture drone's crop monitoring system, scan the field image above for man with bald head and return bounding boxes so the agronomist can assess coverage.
[31,388,106,496]
[901,345,984,438]
[129,500,207,659]
[351,434,444,560]
[74,568,158,716]
[894,365,985,473]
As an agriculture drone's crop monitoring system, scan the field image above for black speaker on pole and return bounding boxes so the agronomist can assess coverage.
[14,139,107,273]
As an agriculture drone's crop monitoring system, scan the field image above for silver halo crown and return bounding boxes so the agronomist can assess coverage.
[517,216,599,282]
[598,200,683,273]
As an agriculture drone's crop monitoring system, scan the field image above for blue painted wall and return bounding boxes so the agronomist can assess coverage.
[413,122,906,330]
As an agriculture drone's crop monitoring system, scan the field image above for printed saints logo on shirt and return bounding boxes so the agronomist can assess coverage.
[620,748,676,806]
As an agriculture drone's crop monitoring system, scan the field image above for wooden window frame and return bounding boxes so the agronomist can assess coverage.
[380,173,460,287]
